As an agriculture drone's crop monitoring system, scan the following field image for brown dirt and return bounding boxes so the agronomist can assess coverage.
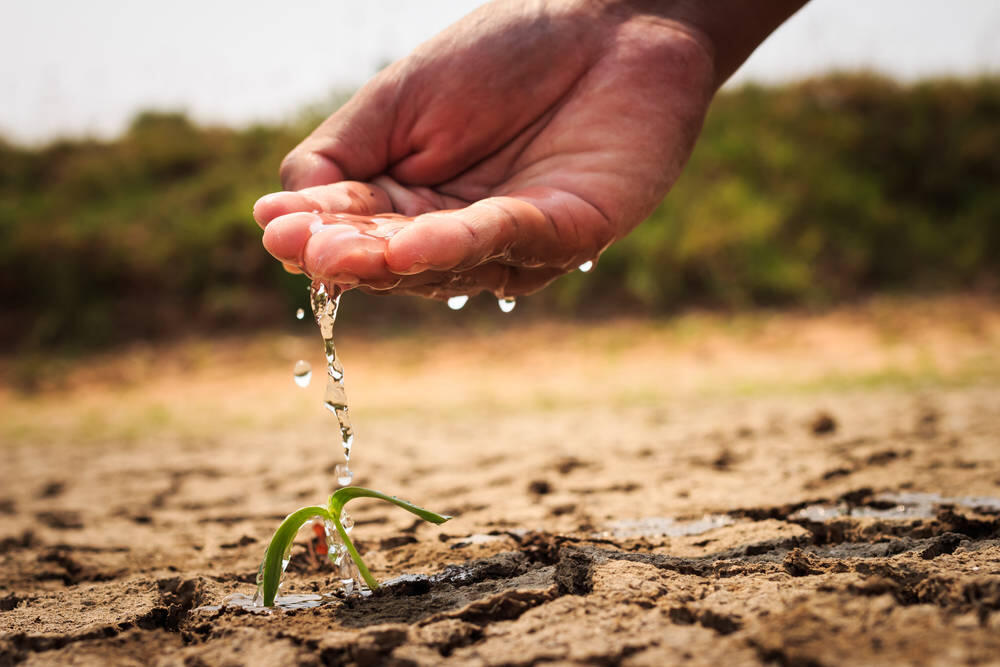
[2,295,1000,666]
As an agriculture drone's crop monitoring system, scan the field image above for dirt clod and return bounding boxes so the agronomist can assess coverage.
[527,480,552,495]
[919,532,964,559]
[809,412,837,435]
[783,549,825,576]
[554,548,595,595]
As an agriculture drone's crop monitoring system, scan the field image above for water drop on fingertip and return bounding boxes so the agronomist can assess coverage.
[578,260,594,273]
[296,308,305,320]
[292,360,312,387]
[447,295,469,310]
[498,297,516,313]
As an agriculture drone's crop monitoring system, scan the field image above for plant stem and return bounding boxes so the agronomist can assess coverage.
[330,512,380,590]
[261,505,331,606]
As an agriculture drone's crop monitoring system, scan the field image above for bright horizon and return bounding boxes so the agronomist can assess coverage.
[5,0,999,145]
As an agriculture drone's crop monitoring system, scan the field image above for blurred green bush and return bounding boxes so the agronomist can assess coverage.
[1,74,997,351]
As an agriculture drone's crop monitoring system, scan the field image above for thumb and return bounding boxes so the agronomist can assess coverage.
[279,81,398,190]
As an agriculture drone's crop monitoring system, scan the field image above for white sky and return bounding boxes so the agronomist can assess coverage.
[3,0,998,144]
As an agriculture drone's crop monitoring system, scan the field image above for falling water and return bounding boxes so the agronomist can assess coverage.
[310,282,355,477]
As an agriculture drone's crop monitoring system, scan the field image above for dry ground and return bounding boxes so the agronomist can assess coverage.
[2,295,1000,666]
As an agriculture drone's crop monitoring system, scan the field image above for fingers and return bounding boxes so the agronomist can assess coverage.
[384,197,546,275]
[252,182,394,229]
[261,212,319,266]
[279,150,346,191]
[303,225,401,290]
[383,190,613,275]
[374,264,565,299]
[264,208,566,296]
[262,212,405,289]
[279,77,399,190]
[260,184,612,298]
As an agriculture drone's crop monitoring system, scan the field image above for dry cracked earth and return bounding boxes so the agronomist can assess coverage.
[2,297,999,666]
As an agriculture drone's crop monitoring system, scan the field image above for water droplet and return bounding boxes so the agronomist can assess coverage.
[335,463,353,487]
[578,260,594,273]
[321,519,344,563]
[498,297,516,313]
[296,308,305,320]
[254,557,267,606]
[292,360,312,387]
[447,295,469,310]
[318,515,365,593]
[338,556,362,594]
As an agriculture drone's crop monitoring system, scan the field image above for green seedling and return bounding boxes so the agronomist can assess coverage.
[258,486,450,606]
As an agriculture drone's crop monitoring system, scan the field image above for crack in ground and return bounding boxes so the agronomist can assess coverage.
[0,576,208,664]
[7,500,998,665]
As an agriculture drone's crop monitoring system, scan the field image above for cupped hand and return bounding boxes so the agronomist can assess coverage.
[253,0,717,299]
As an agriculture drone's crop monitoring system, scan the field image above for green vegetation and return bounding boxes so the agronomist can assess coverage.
[258,487,450,606]
[2,74,997,351]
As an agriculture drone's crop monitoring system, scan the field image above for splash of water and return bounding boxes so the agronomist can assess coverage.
[323,515,365,594]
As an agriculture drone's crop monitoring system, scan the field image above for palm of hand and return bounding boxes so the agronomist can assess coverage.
[255,2,715,298]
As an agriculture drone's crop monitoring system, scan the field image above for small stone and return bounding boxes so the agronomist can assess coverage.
[810,412,837,436]
[528,480,552,495]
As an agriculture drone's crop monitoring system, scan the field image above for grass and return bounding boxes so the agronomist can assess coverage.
[2,294,996,447]
[2,74,998,352]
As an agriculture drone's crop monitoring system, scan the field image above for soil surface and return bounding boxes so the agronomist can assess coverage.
[3,296,1000,666]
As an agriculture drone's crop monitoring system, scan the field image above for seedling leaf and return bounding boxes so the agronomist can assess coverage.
[328,486,452,524]
[258,488,450,606]
[260,505,331,606]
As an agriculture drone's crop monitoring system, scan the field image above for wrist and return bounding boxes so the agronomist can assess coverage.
[599,0,807,88]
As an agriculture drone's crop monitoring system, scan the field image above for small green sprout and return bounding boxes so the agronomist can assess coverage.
[258,486,450,606]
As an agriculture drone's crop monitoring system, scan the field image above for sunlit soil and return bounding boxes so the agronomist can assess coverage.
[2,294,999,665]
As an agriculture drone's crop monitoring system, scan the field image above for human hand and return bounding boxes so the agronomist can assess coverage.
[253,0,793,299]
